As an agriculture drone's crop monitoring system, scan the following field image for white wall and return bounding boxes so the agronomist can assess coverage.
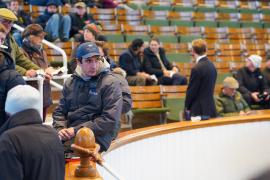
[98,121,270,180]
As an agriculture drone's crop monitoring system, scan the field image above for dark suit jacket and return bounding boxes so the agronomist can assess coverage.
[185,57,217,118]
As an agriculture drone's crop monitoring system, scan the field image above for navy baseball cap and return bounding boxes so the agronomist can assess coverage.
[76,42,100,59]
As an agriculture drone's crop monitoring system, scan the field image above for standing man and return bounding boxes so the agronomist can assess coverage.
[185,39,217,120]
[0,85,65,180]
[53,42,123,152]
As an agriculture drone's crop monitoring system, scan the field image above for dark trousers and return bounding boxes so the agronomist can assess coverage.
[159,73,187,85]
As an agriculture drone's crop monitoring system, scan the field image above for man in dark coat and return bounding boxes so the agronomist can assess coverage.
[143,37,187,85]
[235,55,270,109]
[0,85,65,180]
[119,38,156,86]
[0,50,25,127]
[53,42,123,152]
[185,39,217,120]
[69,2,95,41]
[34,1,71,42]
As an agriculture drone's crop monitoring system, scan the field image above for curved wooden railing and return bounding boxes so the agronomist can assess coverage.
[109,109,270,152]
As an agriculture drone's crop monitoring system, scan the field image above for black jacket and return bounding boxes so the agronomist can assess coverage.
[0,50,25,127]
[185,57,217,118]
[53,70,123,152]
[119,48,143,76]
[0,109,65,180]
[143,47,173,77]
[235,67,270,104]
[69,12,95,37]
[14,10,32,27]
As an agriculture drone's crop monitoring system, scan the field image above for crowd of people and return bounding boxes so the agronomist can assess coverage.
[1,1,270,179]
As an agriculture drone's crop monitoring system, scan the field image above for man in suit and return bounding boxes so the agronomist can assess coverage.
[185,39,217,120]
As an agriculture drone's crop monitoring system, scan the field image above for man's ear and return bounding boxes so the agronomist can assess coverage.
[76,58,82,64]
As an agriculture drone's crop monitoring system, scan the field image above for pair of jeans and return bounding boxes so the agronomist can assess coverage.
[45,14,71,41]
[13,30,23,47]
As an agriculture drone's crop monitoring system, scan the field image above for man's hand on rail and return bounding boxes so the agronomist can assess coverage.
[58,128,75,141]
[25,69,37,77]
[45,67,54,80]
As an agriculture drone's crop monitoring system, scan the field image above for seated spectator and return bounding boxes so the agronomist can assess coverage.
[69,2,95,41]
[263,58,270,87]
[35,1,71,42]
[0,8,40,77]
[0,85,65,180]
[53,42,123,152]
[8,0,32,47]
[143,37,187,85]
[119,38,157,86]
[0,23,25,127]
[69,23,102,73]
[235,55,270,109]
[100,0,134,10]
[21,24,53,121]
[216,77,250,117]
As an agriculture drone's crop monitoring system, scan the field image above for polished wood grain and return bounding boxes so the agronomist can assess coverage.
[108,110,270,152]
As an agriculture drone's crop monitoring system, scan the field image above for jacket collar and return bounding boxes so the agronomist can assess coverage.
[0,109,42,135]
[196,55,207,64]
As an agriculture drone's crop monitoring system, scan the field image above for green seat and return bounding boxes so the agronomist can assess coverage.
[180,35,202,43]
[217,7,238,13]
[150,5,172,11]
[157,35,179,43]
[241,22,263,28]
[216,73,232,84]
[195,21,218,27]
[167,53,191,63]
[173,6,194,12]
[197,6,216,12]
[104,34,125,43]
[164,97,185,121]
[264,23,270,28]
[239,9,260,14]
[170,20,194,27]
[219,21,241,28]
[144,19,169,26]
[132,107,169,114]
[125,34,150,42]
[261,9,270,15]
[127,3,149,10]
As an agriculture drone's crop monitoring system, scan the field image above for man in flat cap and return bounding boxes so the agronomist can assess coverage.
[216,77,250,117]
[0,8,42,77]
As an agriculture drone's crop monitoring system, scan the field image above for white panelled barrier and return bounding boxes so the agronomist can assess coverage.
[98,121,270,180]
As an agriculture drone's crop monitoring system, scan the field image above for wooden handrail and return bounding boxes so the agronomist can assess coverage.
[107,110,270,152]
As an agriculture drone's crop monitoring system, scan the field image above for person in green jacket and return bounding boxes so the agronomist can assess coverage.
[0,8,48,77]
[216,77,251,117]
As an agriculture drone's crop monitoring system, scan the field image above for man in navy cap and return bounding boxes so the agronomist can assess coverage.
[53,42,123,152]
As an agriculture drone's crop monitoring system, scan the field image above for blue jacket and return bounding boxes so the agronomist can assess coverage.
[119,48,143,76]
[0,50,25,127]
[53,69,123,152]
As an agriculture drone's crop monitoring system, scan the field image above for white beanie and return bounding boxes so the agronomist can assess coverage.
[247,55,262,68]
[5,85,41,115]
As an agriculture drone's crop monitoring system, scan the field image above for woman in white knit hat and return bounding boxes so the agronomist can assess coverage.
[234,54,270,109]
